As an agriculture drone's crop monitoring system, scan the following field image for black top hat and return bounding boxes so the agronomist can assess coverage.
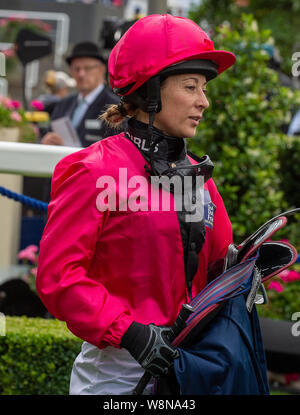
[66,41,106,65]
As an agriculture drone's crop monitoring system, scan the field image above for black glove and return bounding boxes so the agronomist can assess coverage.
[121,321,179,378]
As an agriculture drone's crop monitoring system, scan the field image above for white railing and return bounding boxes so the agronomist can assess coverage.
[0,9,70,100]
[0,10,70,67]
[0,142,81,269]
[0,141,81,177]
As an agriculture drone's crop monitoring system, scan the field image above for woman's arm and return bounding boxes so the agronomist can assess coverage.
[36,154,134,349]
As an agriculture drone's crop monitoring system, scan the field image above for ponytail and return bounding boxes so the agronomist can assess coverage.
[99,100,138,127]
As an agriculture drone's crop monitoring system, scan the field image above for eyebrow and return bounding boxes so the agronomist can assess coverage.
[182,76,207,86]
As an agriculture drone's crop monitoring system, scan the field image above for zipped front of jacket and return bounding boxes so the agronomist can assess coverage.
[126,118,206,300]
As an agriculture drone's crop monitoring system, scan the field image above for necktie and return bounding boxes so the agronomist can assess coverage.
[71,98,88,129]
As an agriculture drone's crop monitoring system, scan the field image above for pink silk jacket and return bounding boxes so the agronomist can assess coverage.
[36,133,233,349]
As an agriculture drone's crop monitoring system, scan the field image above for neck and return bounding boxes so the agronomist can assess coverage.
[126,118,186,162]
[79,82,103,98]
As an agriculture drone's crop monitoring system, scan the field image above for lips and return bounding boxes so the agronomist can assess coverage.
[189,116,202,125]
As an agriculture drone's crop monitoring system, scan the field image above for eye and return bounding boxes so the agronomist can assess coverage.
[202,89,208,95]
[186,85,196,91]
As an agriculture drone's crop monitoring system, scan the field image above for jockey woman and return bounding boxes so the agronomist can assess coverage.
[36,14,238,395]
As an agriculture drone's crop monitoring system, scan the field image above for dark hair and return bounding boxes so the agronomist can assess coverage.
[99,100,138,127]
[100,77,168,127]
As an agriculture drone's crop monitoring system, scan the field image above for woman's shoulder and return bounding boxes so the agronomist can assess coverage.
[204,177,218,194]
[50,134,129,195]
[204,178,226,207]
[56,132,126,169]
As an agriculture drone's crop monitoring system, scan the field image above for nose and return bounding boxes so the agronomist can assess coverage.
[76,69,86,77]
[196,90,209,110]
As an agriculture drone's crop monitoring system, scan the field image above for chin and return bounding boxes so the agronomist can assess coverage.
[183,129,197,138]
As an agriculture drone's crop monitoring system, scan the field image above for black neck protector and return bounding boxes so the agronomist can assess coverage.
[126,118,186,161]
[125,118,214,182]
[125,118,209,301]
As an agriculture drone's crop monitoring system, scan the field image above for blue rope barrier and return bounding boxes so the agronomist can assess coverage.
[1,185,300,260]
[0,185,48,213]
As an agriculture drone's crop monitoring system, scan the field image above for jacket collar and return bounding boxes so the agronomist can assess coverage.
[126,118,186,162]
[77,83,105,106]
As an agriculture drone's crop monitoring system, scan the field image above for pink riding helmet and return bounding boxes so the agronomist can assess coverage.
[109,14,236,97]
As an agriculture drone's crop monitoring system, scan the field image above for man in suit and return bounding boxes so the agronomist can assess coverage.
[41,41,120,148]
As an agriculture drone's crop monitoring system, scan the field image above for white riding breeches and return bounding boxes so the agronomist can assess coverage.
[69,341,155,395]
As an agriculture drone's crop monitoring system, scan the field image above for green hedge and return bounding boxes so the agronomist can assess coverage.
[0,316,82,395]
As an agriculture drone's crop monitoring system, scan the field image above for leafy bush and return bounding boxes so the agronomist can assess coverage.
[278,136,300,209]
[188,14,300,244]
[0,317,82,395]
[189,0,300,75]
[257,264,300,321]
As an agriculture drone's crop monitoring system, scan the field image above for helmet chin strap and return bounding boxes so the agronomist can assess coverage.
[144,76,164,177]
[144,90,214,182]
[129,74,213,182]
[146,111,163,177]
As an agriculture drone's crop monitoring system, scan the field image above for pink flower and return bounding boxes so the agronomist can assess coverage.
[18,245,38,263]
[0,19,8,27]
[8,15,26,22]
[26,244,38,253]
[41,22,52,32]
[268,281,284,293]
[32,19,51,32]
[10,111,22,122]
[3,48,15,58]
[30,100,44,111]
[279,269,300,283]
[2,97,14,110]
[30,267,38,278]
[11,100,21,109]
[285,373,300,384]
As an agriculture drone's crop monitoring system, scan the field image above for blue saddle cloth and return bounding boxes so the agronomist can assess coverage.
[174,294,270,395]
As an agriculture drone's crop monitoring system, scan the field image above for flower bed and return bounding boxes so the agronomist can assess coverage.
[258,262,300,321]
[0,95,39,143]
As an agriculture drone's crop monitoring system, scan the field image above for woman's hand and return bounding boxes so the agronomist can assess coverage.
[121,322,179,378]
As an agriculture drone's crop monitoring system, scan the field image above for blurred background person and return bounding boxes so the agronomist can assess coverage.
[41,41,120,148]
[35,70,76,116]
